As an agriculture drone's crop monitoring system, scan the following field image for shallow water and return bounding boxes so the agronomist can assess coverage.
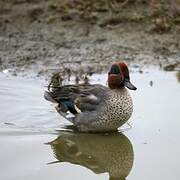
[0,70,180,180]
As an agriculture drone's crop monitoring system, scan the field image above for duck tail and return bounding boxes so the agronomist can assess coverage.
[44,91,57,103]
[44,91,80,116]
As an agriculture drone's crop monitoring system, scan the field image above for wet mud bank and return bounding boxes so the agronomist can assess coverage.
[0,0,180,78]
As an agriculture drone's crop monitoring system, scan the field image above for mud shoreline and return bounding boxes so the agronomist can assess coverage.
[0,0,180,78]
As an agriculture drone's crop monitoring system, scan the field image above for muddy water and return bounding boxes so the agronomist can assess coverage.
[0,70,180,180]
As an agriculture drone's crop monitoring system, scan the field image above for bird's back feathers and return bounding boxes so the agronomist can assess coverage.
[44,84,108,115]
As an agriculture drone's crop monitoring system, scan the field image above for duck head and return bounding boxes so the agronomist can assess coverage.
[108,61,137,90]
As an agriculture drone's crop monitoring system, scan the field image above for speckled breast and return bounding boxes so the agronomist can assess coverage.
[92,88,133,131]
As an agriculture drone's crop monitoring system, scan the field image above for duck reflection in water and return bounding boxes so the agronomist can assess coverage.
[47,130,134,180]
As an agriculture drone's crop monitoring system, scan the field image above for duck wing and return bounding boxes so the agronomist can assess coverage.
[44,84,108,114]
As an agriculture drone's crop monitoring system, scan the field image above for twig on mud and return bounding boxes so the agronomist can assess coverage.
[107,0,130,14]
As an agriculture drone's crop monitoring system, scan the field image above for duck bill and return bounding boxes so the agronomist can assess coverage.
[123,80,137,90]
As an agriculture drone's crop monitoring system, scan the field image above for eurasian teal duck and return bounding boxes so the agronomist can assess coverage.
[44,61,137,132]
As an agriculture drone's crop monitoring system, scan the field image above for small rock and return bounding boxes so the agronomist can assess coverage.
[149,80,153,87]
[4,122,15,126]
[139,69,143,74]
[3,69,9,74]
[61,14,73,21]
[163,62,180,71]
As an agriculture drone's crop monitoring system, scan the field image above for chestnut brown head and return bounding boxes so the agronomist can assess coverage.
[108,61,137,90]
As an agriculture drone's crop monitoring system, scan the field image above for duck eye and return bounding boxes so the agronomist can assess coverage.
[109,65,120,74]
